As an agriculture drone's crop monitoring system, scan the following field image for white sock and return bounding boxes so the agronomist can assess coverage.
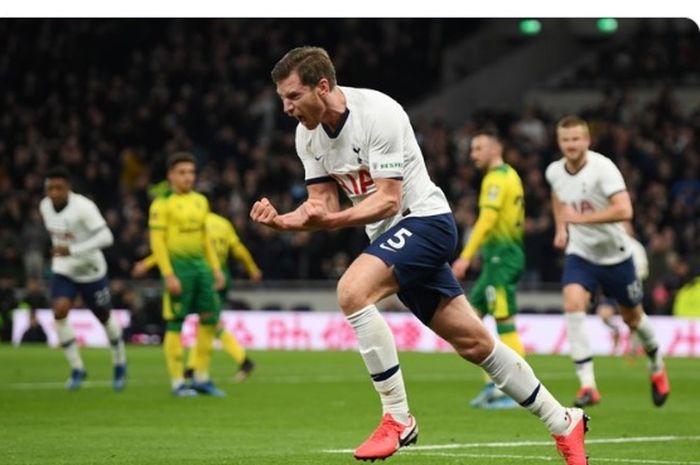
[55,318,84,370]
[481,340,570,435]
[565,312,596,388]
[171,378,186,390]
[634,313,664,372]
[347,304,409,424]
[103,314,127,366]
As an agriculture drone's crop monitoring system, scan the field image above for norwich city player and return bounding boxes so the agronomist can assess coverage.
[451,130,526,409]
[149,152,226,397]
[134,211,261,382]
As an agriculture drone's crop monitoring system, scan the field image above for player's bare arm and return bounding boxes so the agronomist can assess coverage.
[212,269,225,290]
[551,192,568,250]
[452,207,498,279]
[52,245,70,256]
[451,258,471,279]
[250,182,339,231]
[561,191,633,225]
[164,275,182,296]
[321,178,402,229]
[131,260,149,278]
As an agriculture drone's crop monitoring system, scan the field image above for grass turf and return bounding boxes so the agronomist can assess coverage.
[1,345,699,464]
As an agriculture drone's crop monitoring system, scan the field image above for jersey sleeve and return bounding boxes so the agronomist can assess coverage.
[82,199,108,231]
[367,104,405,180]
[296,126,332,185]
[148,198,167,230]
[599,157,627,197]
[148,198,172,275]
[478,172,507,210]
[544,162,556,187]
[201,198,221,271]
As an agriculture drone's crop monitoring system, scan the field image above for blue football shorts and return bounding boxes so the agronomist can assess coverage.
[365,213,464,325]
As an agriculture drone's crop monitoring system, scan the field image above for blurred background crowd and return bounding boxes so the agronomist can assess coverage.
[0,18,698,336]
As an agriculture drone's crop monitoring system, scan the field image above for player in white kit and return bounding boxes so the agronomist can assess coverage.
[545,116,670,408]
[250,46,588,464]
[39,167,127,391]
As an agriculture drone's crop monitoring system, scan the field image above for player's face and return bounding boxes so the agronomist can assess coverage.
[470,135,496,170]
[45,178,70,208]
[276,71,326,129]
[557,125,590,163]
[168,161,196,193]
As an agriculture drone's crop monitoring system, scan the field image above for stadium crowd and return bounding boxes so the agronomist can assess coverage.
[0,19,698,326]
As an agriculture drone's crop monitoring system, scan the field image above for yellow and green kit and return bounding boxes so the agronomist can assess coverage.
[148,190,221,331]
[461,164,525,320]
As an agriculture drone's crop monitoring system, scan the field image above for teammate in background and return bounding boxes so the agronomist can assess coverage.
[251,46,588,464]
[39,167,127,391]
[133,211,261,382]
[148,152,226,397]
[451,130,525,409]
[596,223,647,358]
[546,115,670,408]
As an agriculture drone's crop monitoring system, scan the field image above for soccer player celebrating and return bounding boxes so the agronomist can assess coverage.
[39,167,127,391]
[148,152,226,397]
[451,130,526,409]
[251,46,588,464]
[545,115,670,408]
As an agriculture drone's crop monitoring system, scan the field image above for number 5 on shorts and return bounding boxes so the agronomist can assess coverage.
[379,228,413,252]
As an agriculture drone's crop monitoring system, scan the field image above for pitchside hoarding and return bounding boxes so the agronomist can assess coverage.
[11,309,700,357]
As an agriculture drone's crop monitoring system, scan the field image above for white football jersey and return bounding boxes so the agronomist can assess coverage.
[39,192,110,282]
[545,151,632,265]
[296,86,451,242]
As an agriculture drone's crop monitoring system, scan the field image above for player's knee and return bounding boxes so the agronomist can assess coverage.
[454,337,493,364]
[563,300,586,313]
[336,278,369,314]
[52,301,71,320]
[620,306,642,328]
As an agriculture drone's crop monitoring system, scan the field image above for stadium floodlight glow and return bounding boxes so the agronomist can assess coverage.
[519,19,542,36]
[597,18,619,34]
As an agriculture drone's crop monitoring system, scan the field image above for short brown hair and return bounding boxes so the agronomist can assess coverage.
[167,152,196,170]
[473,128,503,145]
[271,46,337,89]
[556,115,589,133]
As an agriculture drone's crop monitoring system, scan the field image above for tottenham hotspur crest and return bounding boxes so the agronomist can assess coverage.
[352,144,362,164]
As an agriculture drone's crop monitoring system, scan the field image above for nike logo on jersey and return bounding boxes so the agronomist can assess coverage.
[314,154,324,161]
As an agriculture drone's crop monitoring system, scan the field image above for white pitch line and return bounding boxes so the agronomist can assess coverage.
[6,369,700,389]
[0,370,590,389]
[413,452,700,465]
[323,435,700,453]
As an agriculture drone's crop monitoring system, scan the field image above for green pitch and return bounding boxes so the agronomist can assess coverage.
[1,345,699,464]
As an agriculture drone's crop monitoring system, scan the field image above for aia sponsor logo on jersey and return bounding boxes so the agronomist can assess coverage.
[571,200,595,214]
[332,169,375,197]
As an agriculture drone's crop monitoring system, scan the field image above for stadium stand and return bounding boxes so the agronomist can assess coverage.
[0,19,697,332]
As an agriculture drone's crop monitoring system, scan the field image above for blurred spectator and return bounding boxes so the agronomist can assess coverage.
[20,208,49,280]
[19,278,49,344]
[673,276,700,317]
[0,277,18,342]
